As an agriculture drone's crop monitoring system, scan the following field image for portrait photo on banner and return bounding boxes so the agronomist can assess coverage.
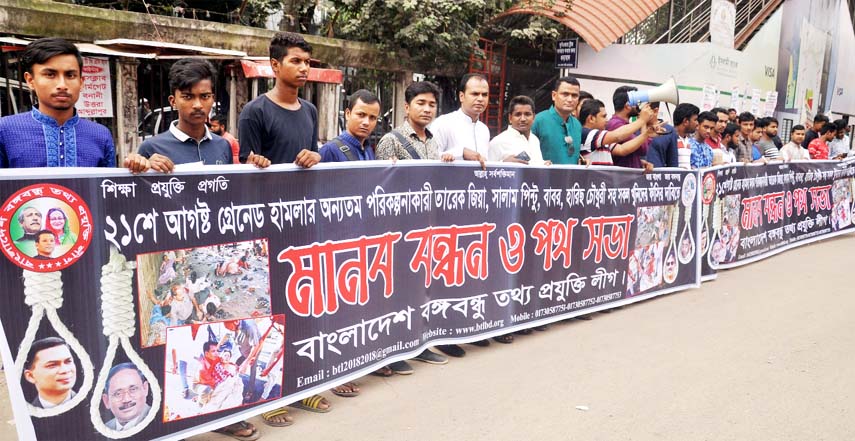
[712,194,742,265]
[98,362,156,432]
[831,178,854,231]
[628,205,676,296]
[21,336,81,413]
[11,199,80,260]
[135,239,272,347]
[162,315,285,422]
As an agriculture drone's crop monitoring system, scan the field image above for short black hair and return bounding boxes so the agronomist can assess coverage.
[813,114,829,124]
[727,108,737,113]
[698,111,718,125]
[723,123,740,138]
[738,112,755,123]
[820,124,836,135]
[25,337,68,370]
[507,95,535,116]
[552,76,580,91]
[210,114,228,128]
[791,124,805,134]
[203,341,218,353]
[35,229,54,242]
[404,81,440,104]
[22,37,83,75]
[103,362,146,395]
[833,118,847,131]
[269,31,312,62]
[612,85,637,110]
[711,107,728,117]
[578,90,594,101]
[458,73,488,94]
[673,103,700,126]
[347,89,380,110]
[579,99,605,125]
[168,59,216,95]
[755,117,778,129]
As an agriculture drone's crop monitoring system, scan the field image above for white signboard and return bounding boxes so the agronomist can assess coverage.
[710,0,736,48]
[79,56,113,118]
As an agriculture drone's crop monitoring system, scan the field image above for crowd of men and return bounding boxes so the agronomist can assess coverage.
[0,32,853,440]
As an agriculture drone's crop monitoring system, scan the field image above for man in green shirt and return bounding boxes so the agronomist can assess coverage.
[532,76,583,165]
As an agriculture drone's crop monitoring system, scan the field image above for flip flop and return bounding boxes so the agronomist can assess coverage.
[289,394,332,413]
[371,366,394,377]
[330,382,360,397]
[261,407,294,427]
[213,421,260,441]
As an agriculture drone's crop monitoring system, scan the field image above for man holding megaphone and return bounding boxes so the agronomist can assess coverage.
[607,80,679,170]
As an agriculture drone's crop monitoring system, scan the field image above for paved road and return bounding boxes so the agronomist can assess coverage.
[3,234,854,441]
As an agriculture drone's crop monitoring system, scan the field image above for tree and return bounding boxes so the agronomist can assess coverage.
[326,0,515,69]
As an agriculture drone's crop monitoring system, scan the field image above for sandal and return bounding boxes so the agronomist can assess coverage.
[493,334,514,344]
[261,407,294,427]
[213,421,260,441]
[371,366,394,377]
[289,394,332,413]
[330,382,360,397]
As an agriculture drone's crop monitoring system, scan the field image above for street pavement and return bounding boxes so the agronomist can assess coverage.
[2,234,854,441]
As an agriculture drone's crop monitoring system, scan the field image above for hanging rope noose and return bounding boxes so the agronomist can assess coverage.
[89,248,161,438]
[14,270,94,417]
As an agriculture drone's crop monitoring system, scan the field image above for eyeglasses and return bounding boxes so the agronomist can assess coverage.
[110,385,142,400]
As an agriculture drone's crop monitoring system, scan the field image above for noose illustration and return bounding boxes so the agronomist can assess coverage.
[89,247,161,438]
[14,270,95,417]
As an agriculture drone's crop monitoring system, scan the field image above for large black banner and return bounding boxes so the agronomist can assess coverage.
[700,159,855,269]
[0,162,700,440]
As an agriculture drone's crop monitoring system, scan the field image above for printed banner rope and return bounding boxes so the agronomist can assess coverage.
[89,248,162,439]
[14,270,95,417]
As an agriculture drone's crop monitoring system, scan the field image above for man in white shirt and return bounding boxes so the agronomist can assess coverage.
[431,73,490,165]
[829,119,852,159]
[781,125,811,161]
[24,337,77,409]
[488,96,550,165]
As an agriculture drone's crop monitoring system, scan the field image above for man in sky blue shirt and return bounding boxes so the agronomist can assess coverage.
[532,76,583,165]
[319,89,379,162]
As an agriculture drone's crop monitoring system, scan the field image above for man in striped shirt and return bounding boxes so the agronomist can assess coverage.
[755,117,782,160]
[577,99,656,171]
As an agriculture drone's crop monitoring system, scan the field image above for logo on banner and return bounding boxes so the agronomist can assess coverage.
[0,184,92,271]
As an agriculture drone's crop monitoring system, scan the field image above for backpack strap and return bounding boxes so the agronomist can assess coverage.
[331,137,360,161]
[390,130,422,160]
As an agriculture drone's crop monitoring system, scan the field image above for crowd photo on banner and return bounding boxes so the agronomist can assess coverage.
[0,26,853,441]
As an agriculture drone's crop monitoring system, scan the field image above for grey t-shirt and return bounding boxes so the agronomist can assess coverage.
[757,139,781,159]
[238,95,318,164]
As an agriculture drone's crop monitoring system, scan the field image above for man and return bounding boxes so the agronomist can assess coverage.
[755,117,782,160]
[808,124,836,160]
[0,38,148,172]
[578,99,657,168]
[33,230,55,260]
[532,76,583,165]
[728,108,738,123]
[748,125,767,163]
[781,125,810,161]
[802,114,829,149]
[102,363,151,431]
[24,337,76,408]
[14,206,43,256]
[689,111,718,169]
[320,89,379,162]
[209,114,240,164]
[488,95,549,165]
[138,59,269,172]
[718,123,739,164]
[647,103,699,168]
[606,86,655,170]
[576,90,594,118]
[239,32,321,168]
[376,81,453,162]
[828,119,851,159]
[707,107,729,151]
[431,73,490,165]
[735,112,756,162]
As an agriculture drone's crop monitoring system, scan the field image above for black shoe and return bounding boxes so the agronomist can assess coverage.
[576,314,593,321]
[436,344,466,357]
[514,328,533,335]
[412,349,448,365]
[388,360,414,375]
[533,325,548,331]
[470,339,490,347]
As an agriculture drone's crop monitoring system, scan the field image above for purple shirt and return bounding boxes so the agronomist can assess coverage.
[606,115,649,169]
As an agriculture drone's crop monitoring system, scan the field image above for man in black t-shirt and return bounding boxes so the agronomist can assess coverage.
[239,32,321,168]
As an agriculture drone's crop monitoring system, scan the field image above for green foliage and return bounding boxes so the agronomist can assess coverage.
[326,0,516,69]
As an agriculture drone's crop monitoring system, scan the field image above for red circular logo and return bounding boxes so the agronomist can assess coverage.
[0,184,93,271]
[702,173,717,205]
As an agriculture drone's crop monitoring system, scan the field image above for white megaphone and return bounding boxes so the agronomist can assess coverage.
[627,77,680,106]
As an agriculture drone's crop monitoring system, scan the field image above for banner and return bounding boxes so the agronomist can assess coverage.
[0,163,701,440]
[700,160,855,270]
